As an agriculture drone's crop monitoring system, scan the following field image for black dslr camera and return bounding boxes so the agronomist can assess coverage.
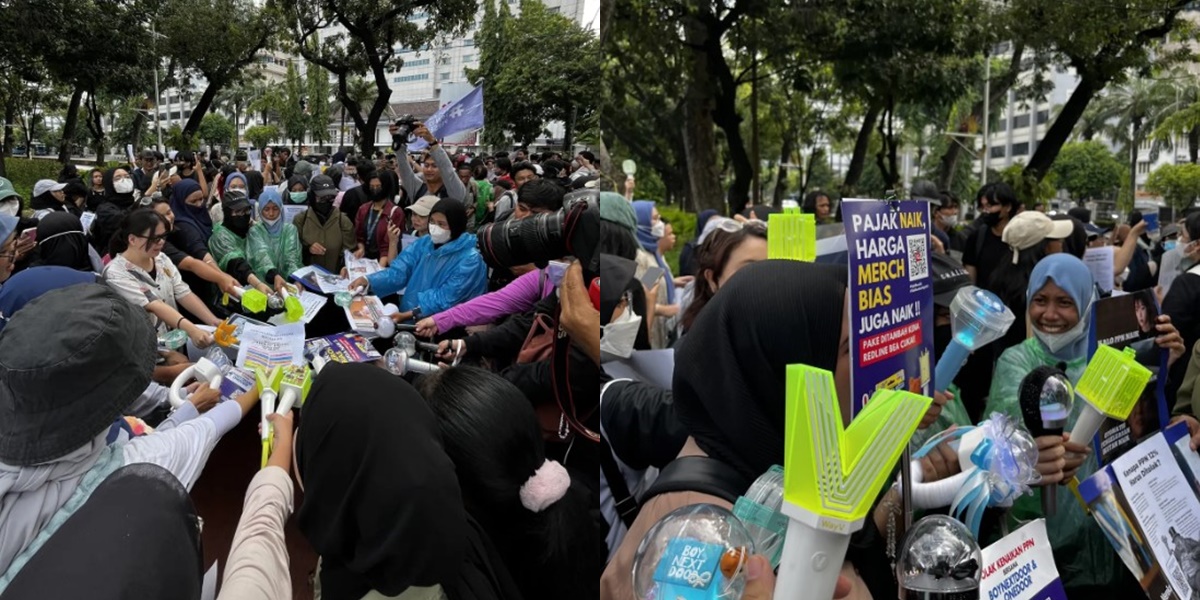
[476,188,600,279]
[391,115,419,150]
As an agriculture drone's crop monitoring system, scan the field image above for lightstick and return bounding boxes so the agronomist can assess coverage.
[256,366,283,468]
[168,356,225,408]
[896,515,982,599]
[766,209,815,262]
[934,286,1015,393]
[1068,345,1152,446]
[224,285,269,313]
[1018,366,1073,516]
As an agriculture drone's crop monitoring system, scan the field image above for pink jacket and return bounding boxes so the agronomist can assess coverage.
[431,268,555,331]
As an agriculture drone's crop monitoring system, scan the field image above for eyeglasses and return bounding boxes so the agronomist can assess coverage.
[135,232,170,244]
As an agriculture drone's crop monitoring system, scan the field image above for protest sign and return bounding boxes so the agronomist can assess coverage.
[979,519,1066,600]
[843,199,935,415]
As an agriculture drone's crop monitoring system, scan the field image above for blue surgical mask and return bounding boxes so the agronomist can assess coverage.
[1165,240,1177,251]
[289,191,307,204]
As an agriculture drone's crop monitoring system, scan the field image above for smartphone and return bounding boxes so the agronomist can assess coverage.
[639,266,664,289]
[19,227,36,245]
[547,260,569,287]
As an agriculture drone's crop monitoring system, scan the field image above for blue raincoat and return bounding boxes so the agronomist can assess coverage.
[364,231,488,316]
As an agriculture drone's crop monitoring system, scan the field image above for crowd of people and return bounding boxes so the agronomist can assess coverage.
[0,122,608,599]
[599,180,1200,600]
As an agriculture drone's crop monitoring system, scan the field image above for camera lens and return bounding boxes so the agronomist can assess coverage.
[477,211,567,270]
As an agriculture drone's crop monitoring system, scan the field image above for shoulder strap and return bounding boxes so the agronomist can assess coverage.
[599,438,640,528]
[639,455,752,506]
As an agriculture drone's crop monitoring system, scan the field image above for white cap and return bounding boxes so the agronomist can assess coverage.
[1001,211,1076,264]
[32,179,66,198]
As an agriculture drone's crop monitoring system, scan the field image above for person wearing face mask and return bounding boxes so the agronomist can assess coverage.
[101,168,138,211]
[29,212,102,272]
[633,200,676,349]
[284,175,309,206]
[962,182,1022,287]
[1163,212,1200,403]
[247,189,303,293]
[986,253,1185,596]
[934,192,964,253]
[292,175,356,274]
[207,191,273,297]
[350,198,486,323]
[354,171,406,267]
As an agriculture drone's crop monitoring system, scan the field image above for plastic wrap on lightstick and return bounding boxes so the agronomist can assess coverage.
[732,465,787,569]
[897,515,982,600]
[631,503,754,600]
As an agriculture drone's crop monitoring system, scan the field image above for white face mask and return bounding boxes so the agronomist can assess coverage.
[601,308,642,360]
[651,221,665,239]
[1032,296,1092,354]
[338,177,360,192]
[429,223,451,244]
[262,215,281,227]
[0,201,18,217]
[941,214,958,227]
[114,178,134,194]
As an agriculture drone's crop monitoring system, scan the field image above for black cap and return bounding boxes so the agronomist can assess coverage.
[234,150,248,162]
[931,252,971,307]
[223,189,251,213]
[1067,207,1091,223]
[310,174,337,197]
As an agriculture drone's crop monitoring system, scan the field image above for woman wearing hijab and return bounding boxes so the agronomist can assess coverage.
[632,200,677,348]
[986,254,1184,595]
[28,179,76,219]
[296,363,522,600]
[208,192,274,296]
[350,198,487,323]
[247,188,303,292]
[100,168,137,211]
[677,208,718,277]
[208,170,252,226]
[293,177,357,274]
[285,175,310,205]
[0,463,204,599]
[601,260,909,600]
[30,212,101,272]
[169,178,213,245]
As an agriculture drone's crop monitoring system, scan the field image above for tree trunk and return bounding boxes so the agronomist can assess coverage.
[84,92,107,165]
[2,100,14,157]
[841,99,883,194]
[1189,125,1198,164]
[772,134,792,208]
[562,104,576,153]
[182,81,222,145]
[1023,74,1101,181]
[57,85,85,164]
[680,16,724,214]
[1129,124,1140,208]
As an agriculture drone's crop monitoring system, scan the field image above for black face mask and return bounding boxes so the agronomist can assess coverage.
[312,198,333,218]
[981,211,1001,227]
[934,324,953,363]
[226,215,251,237]
[371,188,387,202]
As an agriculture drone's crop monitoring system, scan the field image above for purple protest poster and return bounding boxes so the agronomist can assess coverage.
[843,199,935,415]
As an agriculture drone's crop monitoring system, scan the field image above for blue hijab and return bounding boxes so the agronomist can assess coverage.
[167,179,212,243]
[0,266,97,333]
[256,188,285,236]
[695,209,718,240]
[633,200,675,303]
[1026,253,1096,361]
[224,172,250,199]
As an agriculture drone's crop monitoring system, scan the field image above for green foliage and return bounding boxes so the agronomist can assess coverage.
[999,163,1057,207]
[198,113,235,150]
[165,125,189,151]
[3,158,62,203]
[471,0,600,148]
[306,67,333,146]
[1145,163,1200,212]
[658,204,697,274]
[1050,141,1124,201]
[244,125,281,150]
[280,63,308,146]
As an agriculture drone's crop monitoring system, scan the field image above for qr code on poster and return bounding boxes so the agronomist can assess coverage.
[906,234,928,281]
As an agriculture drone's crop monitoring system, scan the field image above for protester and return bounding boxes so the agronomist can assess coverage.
[633,200,677,348]
[30,212,101,272]
[963,181,1022,287]
[247,188,303,292]
[351,198,487,322]
[29,179,74,219]
[1163,212,1200,403]
[414,263,556,338]
[1123,212,1158,293]
[104,209,220,347]
[338,158,373,220]
[100,168,138,211]
[284,175,309,206]
[802,190,835,224]
[354,170,406,266]
[0,284,260,578]
[678,219,768,334]
[207,191,274,297]
[293,176,356,274]
[418,366,603,599]
[393,122,466,204]
[986,253,1184,594]
[296,363,522,600]
[169,178,214,245]
[86,168,107,211]
[149,197,238,308]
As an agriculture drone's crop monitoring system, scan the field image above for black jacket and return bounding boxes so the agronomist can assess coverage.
[599,376,686,471]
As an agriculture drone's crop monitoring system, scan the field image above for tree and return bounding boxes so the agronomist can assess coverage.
[280,62,309,149]
[306,65,333,148]
[286,0,475,156]
[198,113,235,151]
[158,0,279,145]
[470,0,600,150]
[1050,141,1124,202]
[1086,77,1180,207]
[1000,163,1057,208]
[1012,0,1196,183]
[215,79,261,146]
[244,124,281,150]
[1146,162,1200,212]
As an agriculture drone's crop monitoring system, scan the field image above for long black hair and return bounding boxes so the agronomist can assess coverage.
[417,367,602,600]
[109,208,170,256]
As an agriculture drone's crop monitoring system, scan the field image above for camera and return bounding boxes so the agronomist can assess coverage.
[391,115,419,150]
[476,188,600,278]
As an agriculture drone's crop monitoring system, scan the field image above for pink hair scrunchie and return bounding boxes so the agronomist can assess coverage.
[519,459,570,513]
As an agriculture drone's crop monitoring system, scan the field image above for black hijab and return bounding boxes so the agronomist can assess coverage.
[29,192,62,214]
[432,198,468,241]
[221,191,253,238]
[244,170,265,201]
[673,259,847,481]
[0,463,202,599]
[100,168,135,210]
[600,253,650,351]
[297,363,519,600]
[34,212,91,271]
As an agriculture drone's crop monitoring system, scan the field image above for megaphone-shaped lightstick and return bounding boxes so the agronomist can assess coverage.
[256,366,283,468]
[767,211,816,262]
[1018,366,1074,516]
[1068,345,1153,448]
[169,356,225,408]
[774,364,931,600]
[276,364,312,416]
[224,285,269,313]
[934,286,1015,393]
[279,285,304,322]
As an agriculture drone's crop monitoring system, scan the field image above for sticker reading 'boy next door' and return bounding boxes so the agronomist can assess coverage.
[843,199,934,416]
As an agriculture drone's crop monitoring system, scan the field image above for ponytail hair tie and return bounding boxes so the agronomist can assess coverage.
[519,459,570,512]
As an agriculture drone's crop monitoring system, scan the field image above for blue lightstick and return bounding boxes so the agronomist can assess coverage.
[934,287,1015,393]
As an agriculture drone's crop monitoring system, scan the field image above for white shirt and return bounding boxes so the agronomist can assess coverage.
[122,399,242,490]
[103,253,192,333]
